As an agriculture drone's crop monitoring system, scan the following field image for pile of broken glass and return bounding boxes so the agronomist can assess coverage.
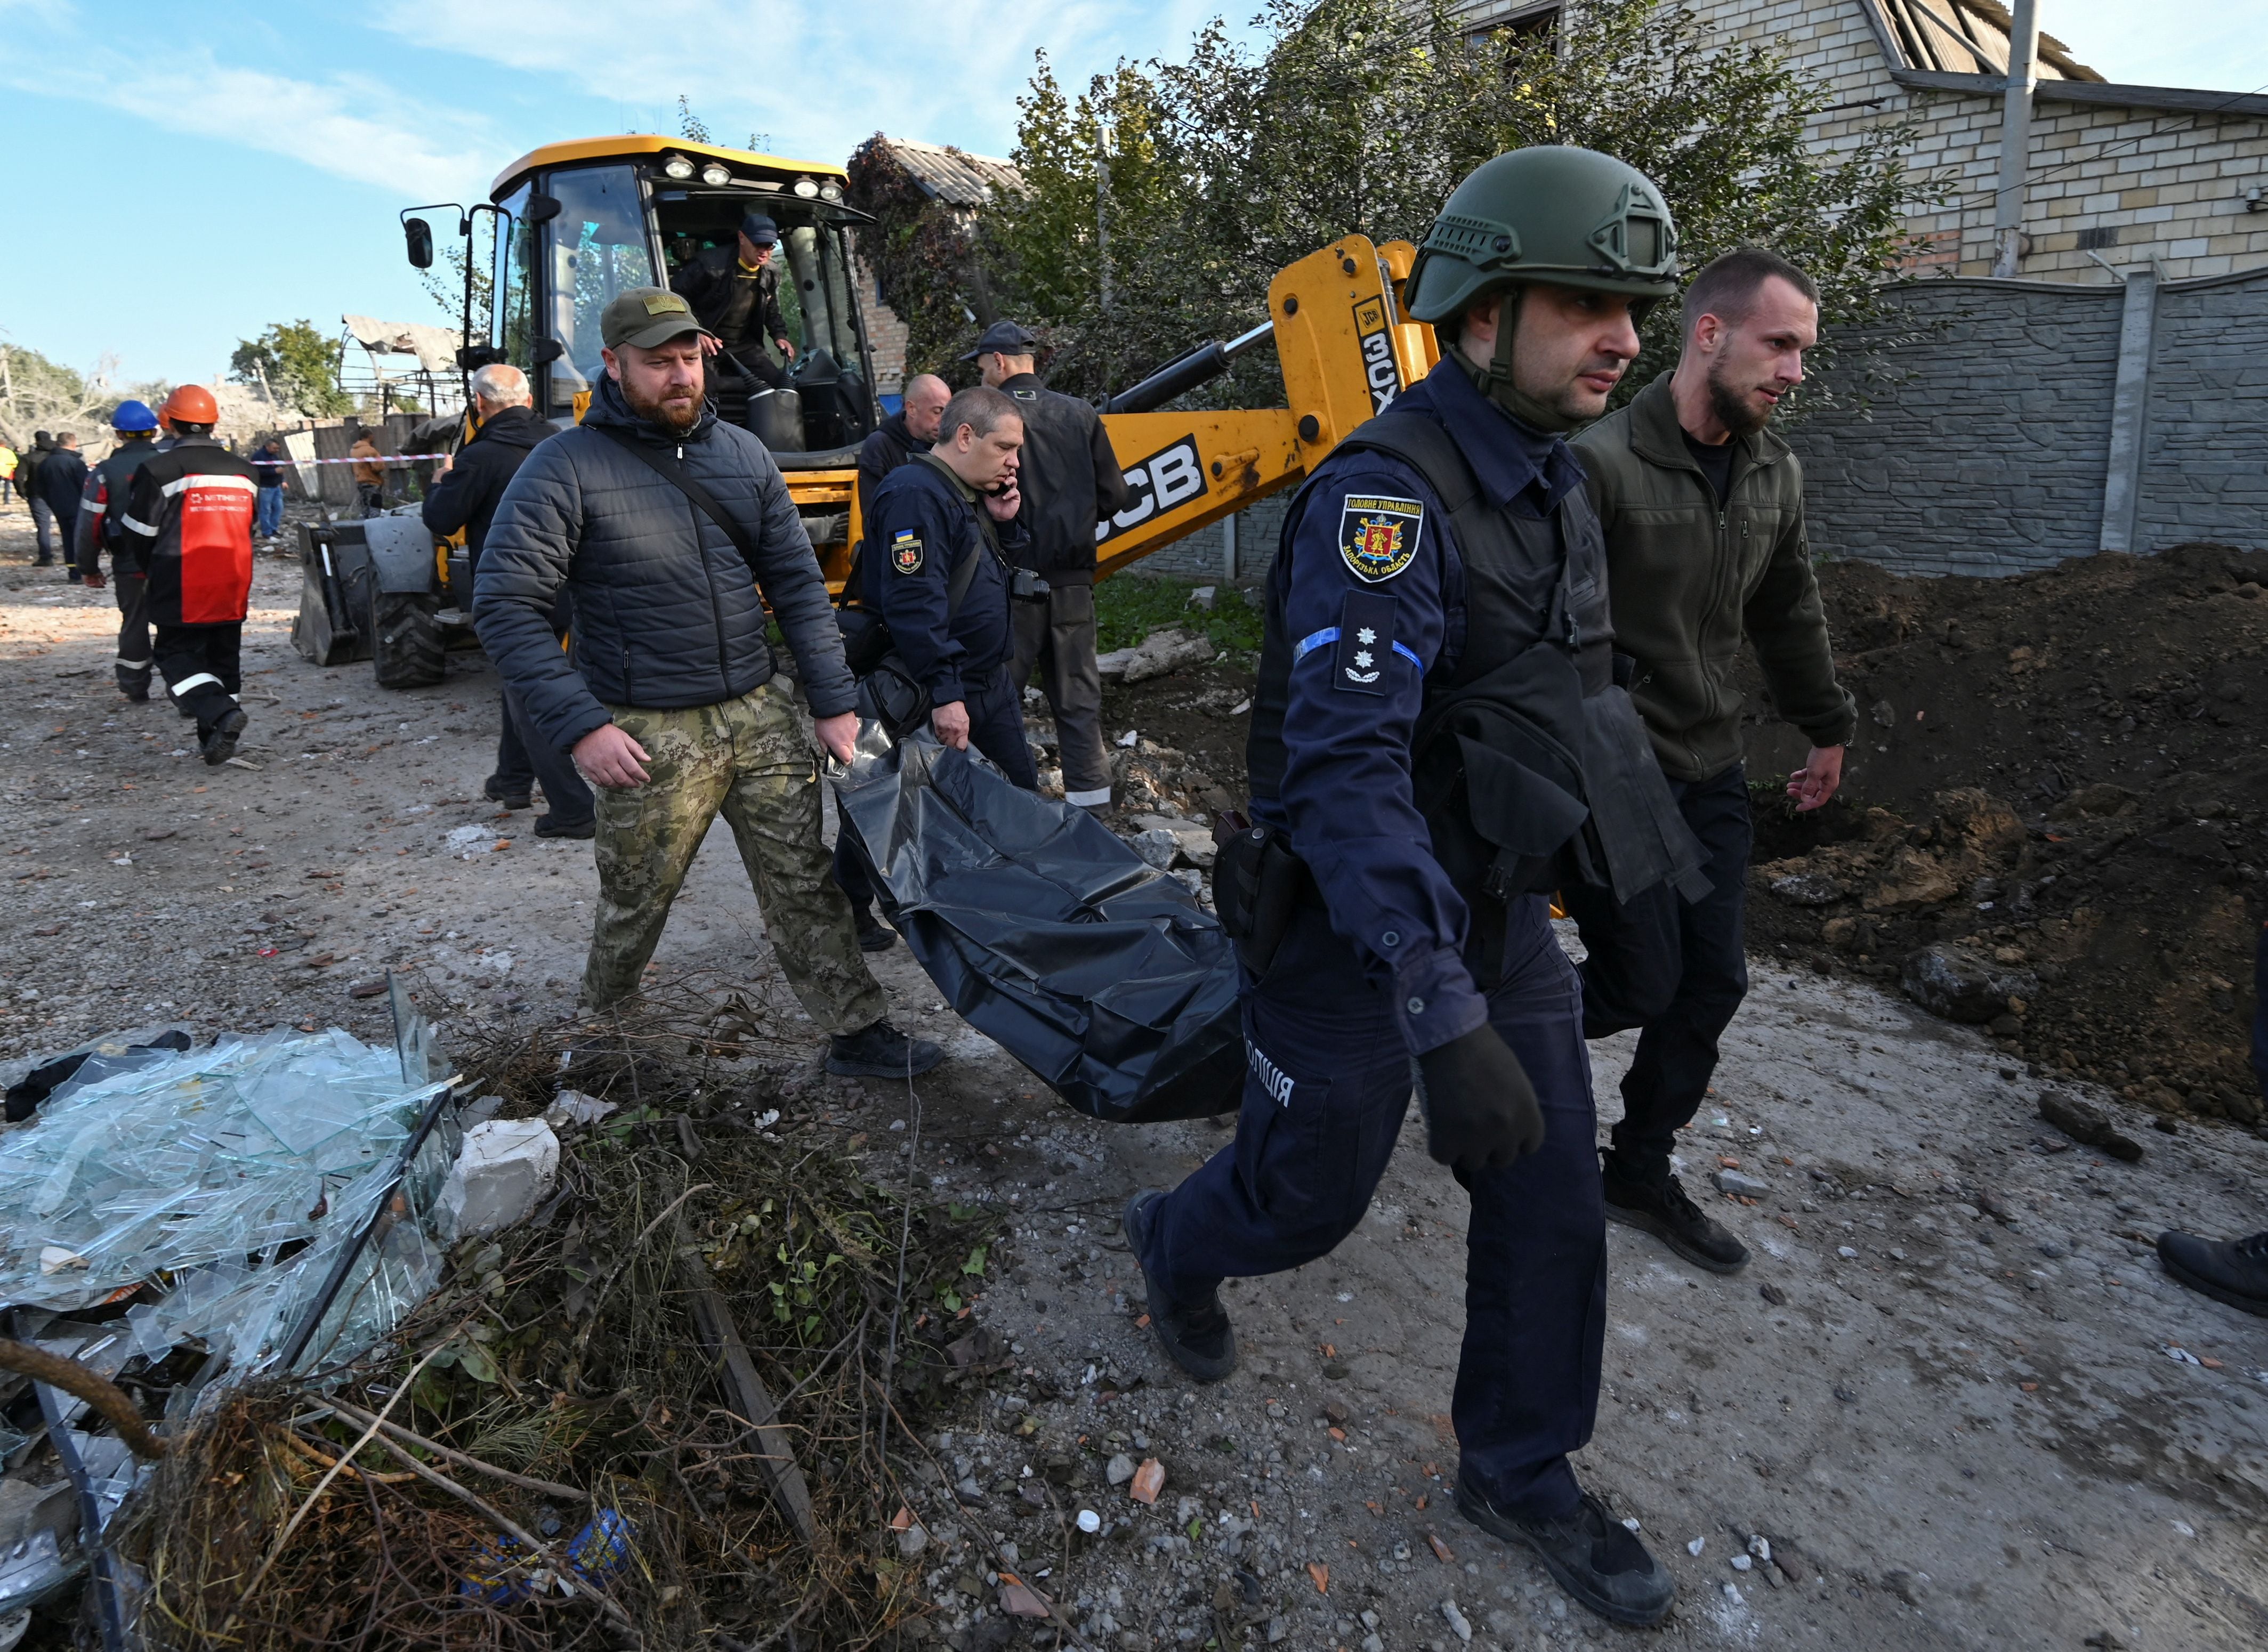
[1,1024,458,1389]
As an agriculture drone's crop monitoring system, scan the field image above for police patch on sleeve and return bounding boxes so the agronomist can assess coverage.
[1338,494,1423,582]
[890,529,924,574]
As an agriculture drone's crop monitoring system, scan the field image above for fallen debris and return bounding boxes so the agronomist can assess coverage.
[2038,1090,2146,1162]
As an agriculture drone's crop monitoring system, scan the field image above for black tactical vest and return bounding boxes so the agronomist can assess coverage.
[1247,410,1708,933]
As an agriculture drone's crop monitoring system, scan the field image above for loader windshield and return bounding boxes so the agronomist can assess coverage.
[540,165,656,417]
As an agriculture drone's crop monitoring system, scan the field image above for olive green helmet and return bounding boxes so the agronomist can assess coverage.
[1405,145,1681,325]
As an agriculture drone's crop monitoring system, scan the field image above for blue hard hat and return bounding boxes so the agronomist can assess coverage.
[111,399,159,433]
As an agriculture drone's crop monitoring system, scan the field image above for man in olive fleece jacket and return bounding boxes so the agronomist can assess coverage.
[1566,248,1857,1276]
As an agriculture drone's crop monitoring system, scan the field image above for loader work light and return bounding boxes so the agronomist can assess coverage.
[662,153,697,180]
[700,162,732,186]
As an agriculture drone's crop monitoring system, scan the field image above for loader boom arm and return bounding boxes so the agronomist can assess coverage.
[826,236,1435,589]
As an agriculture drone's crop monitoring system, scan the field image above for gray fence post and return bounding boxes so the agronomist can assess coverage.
[2098,264,2159,555]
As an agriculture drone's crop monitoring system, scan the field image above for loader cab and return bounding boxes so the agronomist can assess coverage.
[486,137,880,463]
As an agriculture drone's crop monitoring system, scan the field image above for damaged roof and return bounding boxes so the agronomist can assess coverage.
[858,136,1023,208]
[1875,0,2104,82]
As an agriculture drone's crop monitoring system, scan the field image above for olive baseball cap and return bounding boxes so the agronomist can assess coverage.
[600,287,717,350]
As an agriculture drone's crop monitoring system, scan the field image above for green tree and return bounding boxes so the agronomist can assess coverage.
[231,320,352,417]
[965,0,1925,409]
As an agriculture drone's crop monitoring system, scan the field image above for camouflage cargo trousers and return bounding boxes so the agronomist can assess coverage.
[585,679,887,1032]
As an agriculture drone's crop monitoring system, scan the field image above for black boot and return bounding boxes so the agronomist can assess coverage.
[1456,1474,1676,1627]
[485,775,532,811]
[853,906,897,953]
[1603,1156,1748,1274]
[534,814,595,840]
[2157,1228,2268,1317]
[1123,1190,1238,1382]
[825,1018,942,1079]
[199,707,248,767]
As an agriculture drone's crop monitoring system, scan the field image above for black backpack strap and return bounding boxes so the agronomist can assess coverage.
[590,422,769,578]
[1329,411,1485,514]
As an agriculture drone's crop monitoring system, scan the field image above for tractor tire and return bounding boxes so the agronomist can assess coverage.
[372,590,446,689]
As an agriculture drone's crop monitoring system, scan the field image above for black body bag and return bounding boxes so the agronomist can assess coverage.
[832,736,1245,1123]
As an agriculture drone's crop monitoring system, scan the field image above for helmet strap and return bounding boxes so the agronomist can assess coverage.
[1454,286,1585,435]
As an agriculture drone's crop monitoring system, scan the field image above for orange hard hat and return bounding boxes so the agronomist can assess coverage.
[160,384,219,426]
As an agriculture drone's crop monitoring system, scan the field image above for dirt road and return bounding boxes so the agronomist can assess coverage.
[2,511,2263,1650]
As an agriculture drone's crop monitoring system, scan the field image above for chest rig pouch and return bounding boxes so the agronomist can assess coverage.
[1335,414,1710,977]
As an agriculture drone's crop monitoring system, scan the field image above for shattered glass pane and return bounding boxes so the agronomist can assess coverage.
[0,1024,453,1382]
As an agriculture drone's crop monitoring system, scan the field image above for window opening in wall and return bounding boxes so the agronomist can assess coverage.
[1463,0,1561,51]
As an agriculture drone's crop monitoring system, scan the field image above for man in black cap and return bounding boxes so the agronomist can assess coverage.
[967,320,1129,813]
[672,212,798,412]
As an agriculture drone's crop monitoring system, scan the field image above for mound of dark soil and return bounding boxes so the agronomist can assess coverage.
[1738,541,2268,1127]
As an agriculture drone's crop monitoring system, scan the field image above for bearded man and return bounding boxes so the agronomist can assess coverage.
[1564,247,1858,1275]
[473,286,942,1079]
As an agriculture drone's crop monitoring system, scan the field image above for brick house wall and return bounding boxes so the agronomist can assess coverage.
[850,238,910,395]
[1448,1,2268,283]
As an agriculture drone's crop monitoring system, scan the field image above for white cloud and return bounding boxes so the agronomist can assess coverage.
[372,0,1233,163]
[0,23,503,199]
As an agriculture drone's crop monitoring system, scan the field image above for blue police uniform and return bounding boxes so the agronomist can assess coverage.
[1136,358,1609,1523]
[859,455,1037,787]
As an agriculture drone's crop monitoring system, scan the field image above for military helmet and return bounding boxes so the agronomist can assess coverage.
[1405,145,1681,325]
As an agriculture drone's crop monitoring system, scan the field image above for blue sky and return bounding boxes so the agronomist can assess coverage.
[2,0,2263,390]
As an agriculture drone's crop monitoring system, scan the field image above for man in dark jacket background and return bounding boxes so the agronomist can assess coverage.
[1567,248,1858,1276]
[970,321,1130,812]
[855,372,949,538]
[673,211,797,429]
[251,436,287,541]
[35,432,87,579]
[20,433,56,563]
[424,363,592,837]
[473,286,938,1079]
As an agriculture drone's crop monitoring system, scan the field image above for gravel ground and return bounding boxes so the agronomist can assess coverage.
[2,509,2263,1650]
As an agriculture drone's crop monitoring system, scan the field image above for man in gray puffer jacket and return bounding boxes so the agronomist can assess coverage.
[475,287,938,1079]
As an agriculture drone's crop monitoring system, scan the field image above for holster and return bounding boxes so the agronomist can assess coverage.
[1212,811,1309,977]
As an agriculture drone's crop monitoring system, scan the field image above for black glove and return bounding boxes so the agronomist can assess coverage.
[1411,1024,1546,1172]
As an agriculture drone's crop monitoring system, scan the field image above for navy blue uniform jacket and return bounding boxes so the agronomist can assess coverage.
[1258,357,1589,1058]
[860,457,1029,707]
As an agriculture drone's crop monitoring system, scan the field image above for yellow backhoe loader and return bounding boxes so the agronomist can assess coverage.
[293,134,1439,686]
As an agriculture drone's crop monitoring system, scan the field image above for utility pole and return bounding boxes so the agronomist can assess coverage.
[1095,122,1113,317]
[1992,0,2040,278]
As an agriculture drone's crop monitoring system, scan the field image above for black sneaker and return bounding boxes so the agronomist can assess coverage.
[534,814,595,840]
[2157,1228,2268,1317]
[120,683,150,703]
[824,1018,942,1079]
[484,776,532,811]
[200,707,248,767]
[1456,1475,1676,1627]
[853,907,897,953]
[1122,1190,1238,1383]
[1603,1160,1748,1274]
